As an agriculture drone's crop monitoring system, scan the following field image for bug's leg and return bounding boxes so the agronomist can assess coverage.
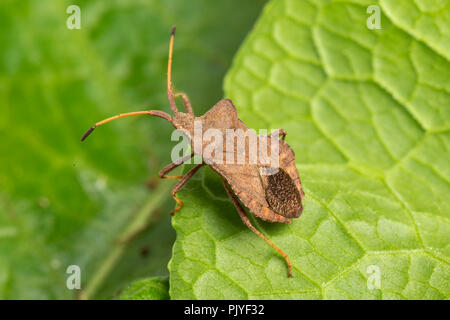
[174,92,194,115]
[222,178,293,277]
[159,152,195,179]
[167,26,179,114]
[270,129,286,140]
[170,163,205,215]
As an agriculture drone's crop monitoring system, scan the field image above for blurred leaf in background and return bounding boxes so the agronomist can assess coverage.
[0,0,266,299]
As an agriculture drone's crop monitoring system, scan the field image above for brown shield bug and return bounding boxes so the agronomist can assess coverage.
[81,26,305,277]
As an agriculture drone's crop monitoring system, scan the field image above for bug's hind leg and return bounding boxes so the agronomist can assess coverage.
[175,92,194,115]
[222,178,293,277]
[159,152,194,179]
[170,163,204,215]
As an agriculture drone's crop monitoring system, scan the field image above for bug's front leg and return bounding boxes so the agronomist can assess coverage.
[270,129,286,140]
[222,178,293,277]
[174,92,194,115]
[170,163,204,215]
[159,152,194,179]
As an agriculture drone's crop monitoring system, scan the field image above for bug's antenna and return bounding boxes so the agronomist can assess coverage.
[81,110,172,141]
[167,25,178,114]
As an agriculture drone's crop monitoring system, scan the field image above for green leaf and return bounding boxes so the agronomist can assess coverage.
[169,0,450,299]
[0,0,266,299]
[120,277,169,300]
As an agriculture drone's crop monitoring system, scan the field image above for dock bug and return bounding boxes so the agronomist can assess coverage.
[81,26,305,277]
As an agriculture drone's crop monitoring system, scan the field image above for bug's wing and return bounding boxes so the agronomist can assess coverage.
[258,167,303,218]
[203,99,304,222]
[213,139,304,222]
[212,164,292,223]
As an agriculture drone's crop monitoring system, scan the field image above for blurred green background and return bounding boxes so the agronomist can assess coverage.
[0,0,266,299]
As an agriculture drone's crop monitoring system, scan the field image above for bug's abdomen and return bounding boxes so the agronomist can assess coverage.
[260,168,303,218]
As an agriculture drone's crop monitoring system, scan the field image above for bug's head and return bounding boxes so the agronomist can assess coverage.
[172,111,195,133]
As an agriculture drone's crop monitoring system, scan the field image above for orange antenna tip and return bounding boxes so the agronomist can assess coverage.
[171,25,176,36]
